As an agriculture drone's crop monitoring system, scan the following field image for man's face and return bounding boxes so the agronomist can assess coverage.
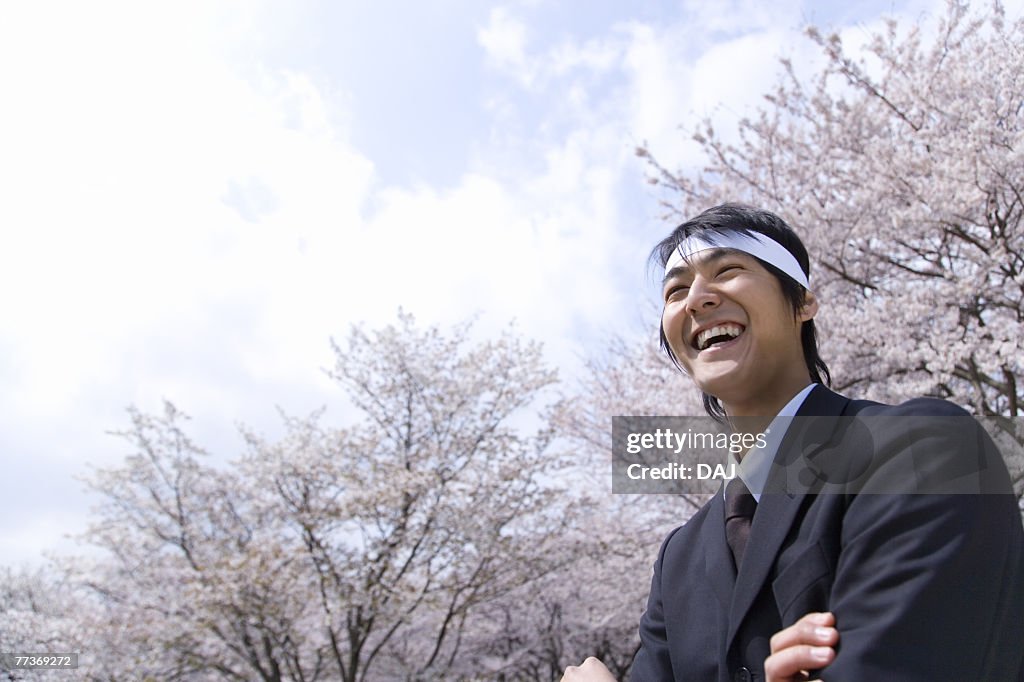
[661,246,815,414]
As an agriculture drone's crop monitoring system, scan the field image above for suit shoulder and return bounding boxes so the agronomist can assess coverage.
[847,396,972,418]
[655,496,714,556]
[832,397,1009,495]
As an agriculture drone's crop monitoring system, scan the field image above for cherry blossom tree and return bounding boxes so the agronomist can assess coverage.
[54,312,583,681]
[639,0,1024,498]
[0,566,87,681]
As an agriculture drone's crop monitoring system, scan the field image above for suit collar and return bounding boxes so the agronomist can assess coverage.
[790,384,850,418]
[725,385,851,648]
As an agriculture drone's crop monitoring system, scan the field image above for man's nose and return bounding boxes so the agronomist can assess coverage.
[685,276,719,314]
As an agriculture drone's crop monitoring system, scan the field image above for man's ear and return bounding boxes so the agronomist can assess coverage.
[798,290,819,322]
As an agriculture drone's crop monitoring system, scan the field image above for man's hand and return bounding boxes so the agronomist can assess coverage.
[561,656,617,682]
[764,612,838,682]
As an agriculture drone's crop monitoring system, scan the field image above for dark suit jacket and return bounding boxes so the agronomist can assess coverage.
[631,386,1024,681]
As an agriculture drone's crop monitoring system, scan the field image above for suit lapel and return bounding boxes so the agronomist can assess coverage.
[703,484,736,611]
[725,386,850,648]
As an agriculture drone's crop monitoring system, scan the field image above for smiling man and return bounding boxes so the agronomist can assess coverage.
[659,223,821,424]
[612,205,1023,681]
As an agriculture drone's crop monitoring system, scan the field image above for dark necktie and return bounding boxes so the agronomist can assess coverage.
[725,477,757,570]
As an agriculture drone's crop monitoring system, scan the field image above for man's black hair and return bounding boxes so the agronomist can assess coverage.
[651,203,831,419]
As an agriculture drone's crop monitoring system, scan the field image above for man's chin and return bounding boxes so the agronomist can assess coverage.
[691,367,744,396]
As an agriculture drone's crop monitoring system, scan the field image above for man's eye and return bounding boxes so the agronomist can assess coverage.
[716,265,742,276]
[665,285,689,301]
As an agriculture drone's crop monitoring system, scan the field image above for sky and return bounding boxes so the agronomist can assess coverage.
[0,0,1006,567]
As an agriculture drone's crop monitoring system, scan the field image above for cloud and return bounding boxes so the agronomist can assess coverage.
[0,0,645,566]
[472,4,812,181]
[0,2,376,563]
[478,7,533,85]
[478,6,627,91]
[679,0,804,36]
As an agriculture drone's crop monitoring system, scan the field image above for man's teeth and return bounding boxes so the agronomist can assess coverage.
[697,324,743,351]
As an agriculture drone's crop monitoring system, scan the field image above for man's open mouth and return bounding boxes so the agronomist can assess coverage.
[693,323,745,351]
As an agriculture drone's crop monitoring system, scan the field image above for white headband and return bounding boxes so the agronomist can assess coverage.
[664,231,810,290]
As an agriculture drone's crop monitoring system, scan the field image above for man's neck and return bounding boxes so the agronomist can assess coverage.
[723,377,813,437]
[727,382,815,464]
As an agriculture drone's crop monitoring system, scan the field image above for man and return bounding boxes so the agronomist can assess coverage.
[567,204,1024,681]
